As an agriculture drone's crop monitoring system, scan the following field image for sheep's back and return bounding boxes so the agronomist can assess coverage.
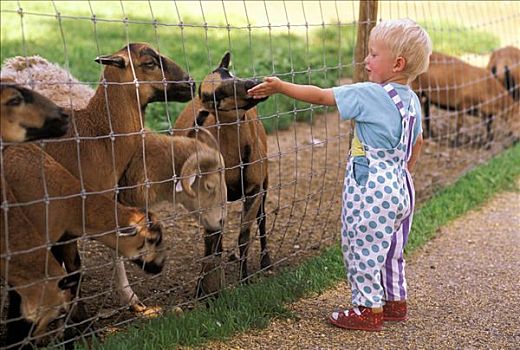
[1,55,95,110]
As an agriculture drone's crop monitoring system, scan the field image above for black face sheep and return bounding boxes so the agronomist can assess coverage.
[174,52,271,287]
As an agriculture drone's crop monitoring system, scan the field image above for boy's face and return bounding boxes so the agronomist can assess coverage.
[364,39,400,83]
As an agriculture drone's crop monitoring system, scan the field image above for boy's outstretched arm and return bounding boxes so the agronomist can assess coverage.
[407,134,423,172]
[248,77,336,106]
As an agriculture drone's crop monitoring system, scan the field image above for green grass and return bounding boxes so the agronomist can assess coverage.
[82,143,520,350]
[424,20,500,56]
[1,2,500,133]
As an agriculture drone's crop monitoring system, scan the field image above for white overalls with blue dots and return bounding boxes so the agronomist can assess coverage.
[341,83,416,308]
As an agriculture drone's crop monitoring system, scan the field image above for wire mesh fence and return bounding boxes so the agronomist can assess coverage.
[1,1,519,348]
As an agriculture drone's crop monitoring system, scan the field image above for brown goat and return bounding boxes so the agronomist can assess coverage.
[1,80,69,142]
[174,52,271,284]
[1,89,162,346]
[19,43,194,314]
[487,45,520,101]
[42,43,194,192]
[412,51,518,146]
[115,129,227,306]
[1,90,71,346]
[1,183,72,347]
[1,143,168,347]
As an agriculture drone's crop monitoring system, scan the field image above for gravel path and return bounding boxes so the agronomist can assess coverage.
[206,179,520,349]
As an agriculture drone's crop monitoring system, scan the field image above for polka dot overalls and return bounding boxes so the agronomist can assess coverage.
[341,83,416,308]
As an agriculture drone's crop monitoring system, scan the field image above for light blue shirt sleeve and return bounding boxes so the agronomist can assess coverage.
[332,83,365,121]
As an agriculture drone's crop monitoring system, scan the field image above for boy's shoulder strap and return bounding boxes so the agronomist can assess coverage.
[381,83,407,119]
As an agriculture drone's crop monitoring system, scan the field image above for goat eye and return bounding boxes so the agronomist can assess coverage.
[143,61,156,68]
[6,96,23,106]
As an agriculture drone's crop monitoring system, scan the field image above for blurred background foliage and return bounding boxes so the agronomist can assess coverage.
[1,1,501,133]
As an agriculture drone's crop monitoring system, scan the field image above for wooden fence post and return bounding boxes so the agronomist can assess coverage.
[353,0,378,83]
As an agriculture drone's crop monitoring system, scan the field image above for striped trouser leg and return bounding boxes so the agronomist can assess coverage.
[381,214,412,301]
[382,172,415,301]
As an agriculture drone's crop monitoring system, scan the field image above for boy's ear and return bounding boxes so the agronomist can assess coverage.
[393,56,406,73]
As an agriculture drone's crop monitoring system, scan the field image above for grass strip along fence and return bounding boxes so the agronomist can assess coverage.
[87,143,519,349]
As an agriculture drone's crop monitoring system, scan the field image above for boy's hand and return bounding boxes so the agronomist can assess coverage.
[248,77,282,99]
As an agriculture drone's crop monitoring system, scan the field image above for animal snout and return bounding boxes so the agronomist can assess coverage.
[50,108,70,133]
[132,257,164,274]
[167,74,196,102]
[58,108,70,122]
[244,79,262,92]
[205,220,225,235]
[143,260,164,274]
[25,111,70,140]
[57,272,80,290]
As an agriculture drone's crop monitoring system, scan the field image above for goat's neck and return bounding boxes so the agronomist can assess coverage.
[83,84,145,136]
[216,116,252,144]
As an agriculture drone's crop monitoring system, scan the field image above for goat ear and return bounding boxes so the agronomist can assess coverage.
[95,55,126,68]
[175,175,196,192]
[218,52,231,69]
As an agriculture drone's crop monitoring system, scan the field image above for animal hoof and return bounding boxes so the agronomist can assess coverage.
[131,302,163,318]
[172,306,184,316]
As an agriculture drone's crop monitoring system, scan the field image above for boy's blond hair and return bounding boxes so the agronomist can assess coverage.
[370,18,432,82]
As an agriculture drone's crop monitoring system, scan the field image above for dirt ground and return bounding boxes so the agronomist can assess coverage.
[0,101,517,344]
[205,178,520,350]
[75,103,516,332]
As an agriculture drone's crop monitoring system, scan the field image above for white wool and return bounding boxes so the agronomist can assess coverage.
[1,55,95,110]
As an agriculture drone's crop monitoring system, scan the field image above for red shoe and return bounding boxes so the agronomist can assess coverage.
[329,306,383,331]
[383,301,407,321]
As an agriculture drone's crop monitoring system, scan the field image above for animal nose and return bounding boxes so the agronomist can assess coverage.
[59,108,70,121]
[244,79,261,91]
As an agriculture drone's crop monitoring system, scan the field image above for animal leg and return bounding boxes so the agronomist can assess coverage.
[484,114,494,149]
[113,259,161,316]
[196,228,225,299]
[51,237,82,298]
[257,189,271,270]
[452,112,464,148]
[6,290,33,349]
[421,93,432,139]
[238,193,262,282]
[51,237,93,336]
